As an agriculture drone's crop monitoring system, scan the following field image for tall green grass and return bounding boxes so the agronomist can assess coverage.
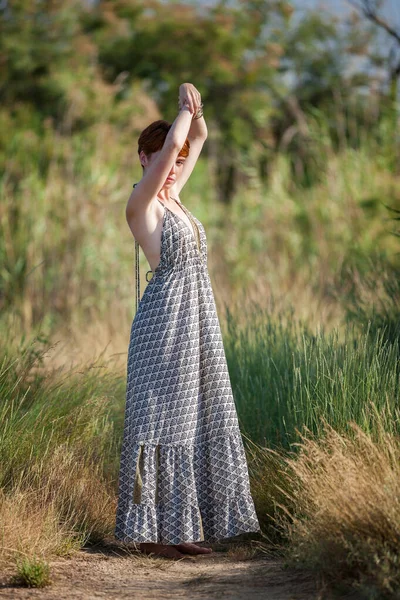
[223,301,400,449]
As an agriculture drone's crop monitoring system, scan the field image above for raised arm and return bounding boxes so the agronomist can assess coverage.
[126,104,194,219]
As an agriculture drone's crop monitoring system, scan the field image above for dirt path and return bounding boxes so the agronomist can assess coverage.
[0,539,332,599]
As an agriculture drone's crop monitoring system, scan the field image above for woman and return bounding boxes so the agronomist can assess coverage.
[114,83,261,560]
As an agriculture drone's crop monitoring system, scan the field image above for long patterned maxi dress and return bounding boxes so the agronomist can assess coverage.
[114,187,261,544]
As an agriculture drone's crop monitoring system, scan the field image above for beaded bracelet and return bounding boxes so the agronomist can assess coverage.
[178,98,204,119]
[193,105,204,120]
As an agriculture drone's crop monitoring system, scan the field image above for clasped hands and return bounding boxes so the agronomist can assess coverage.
[178,83,202,117]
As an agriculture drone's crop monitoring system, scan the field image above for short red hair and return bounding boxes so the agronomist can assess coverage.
[138,120,190,164]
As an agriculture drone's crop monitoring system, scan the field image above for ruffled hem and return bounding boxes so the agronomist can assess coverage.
[114,431,261,544]
[114,491,261,544]
[114,502,203,544]
[200,492,262,542]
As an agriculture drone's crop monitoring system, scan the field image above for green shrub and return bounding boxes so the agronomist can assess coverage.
[11,556,51,588]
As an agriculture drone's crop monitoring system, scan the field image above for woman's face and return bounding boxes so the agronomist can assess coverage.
[142,151,186,188]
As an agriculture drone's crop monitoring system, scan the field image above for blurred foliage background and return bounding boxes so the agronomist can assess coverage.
[0,0,399,362]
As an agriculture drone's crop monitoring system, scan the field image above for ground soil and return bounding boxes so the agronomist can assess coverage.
[0,537,355,599]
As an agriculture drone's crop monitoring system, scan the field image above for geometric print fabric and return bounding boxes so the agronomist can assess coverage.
[114,191,261,544]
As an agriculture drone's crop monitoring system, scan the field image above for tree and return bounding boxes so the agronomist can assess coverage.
[347,0,400,104]
[0,0,83,119]
[94,0,292,203]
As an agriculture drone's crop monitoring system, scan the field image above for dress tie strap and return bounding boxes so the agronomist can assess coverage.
[132,183,141,313]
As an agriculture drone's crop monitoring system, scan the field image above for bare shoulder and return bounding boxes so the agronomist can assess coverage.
[126,182,162,241]
[127,182,156,218]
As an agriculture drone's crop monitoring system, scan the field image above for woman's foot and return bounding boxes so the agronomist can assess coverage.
[138,542,188,559]
[173,542,213,555]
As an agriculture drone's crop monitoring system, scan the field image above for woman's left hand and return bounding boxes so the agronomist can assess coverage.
[179,83,201,115]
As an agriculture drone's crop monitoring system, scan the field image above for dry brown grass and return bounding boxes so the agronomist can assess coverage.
[0,487,81,568]
[0,444,117,569]
[269,418,400,597]
[225,543,260,561]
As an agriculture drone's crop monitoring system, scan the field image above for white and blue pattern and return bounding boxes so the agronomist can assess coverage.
[114,190,261,544]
